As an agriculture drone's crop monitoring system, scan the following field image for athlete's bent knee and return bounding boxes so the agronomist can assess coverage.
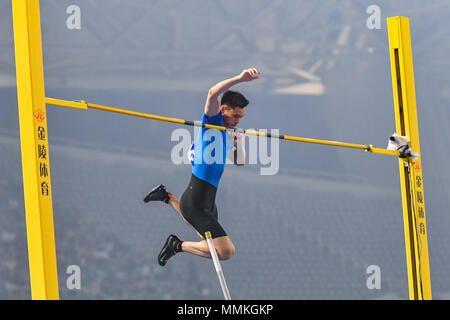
[218,246,235,260]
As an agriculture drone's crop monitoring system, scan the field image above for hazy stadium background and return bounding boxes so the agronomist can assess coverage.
[1,0,450,299]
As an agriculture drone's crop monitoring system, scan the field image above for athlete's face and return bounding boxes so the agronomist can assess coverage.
[220,105,245,128]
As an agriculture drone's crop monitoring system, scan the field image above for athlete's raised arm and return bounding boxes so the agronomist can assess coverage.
[204,68,259,118]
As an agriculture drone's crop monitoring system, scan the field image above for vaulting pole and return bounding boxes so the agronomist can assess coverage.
[205,232,231,300]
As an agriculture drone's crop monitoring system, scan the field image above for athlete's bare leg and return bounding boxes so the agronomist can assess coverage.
[168,197,203,239]
[168,197,235,260]
[167,197,186,223]
[181,236,235,260]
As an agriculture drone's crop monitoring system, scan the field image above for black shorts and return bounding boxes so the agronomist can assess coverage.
[179,174,227,239]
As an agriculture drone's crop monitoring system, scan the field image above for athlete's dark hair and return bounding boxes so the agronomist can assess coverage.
[221,90,249,109]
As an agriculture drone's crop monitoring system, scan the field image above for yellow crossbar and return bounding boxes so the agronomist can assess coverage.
[45,97,400,157]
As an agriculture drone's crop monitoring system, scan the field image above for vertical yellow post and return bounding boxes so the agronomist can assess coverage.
[12,0,59,299]
[387,16,432,300]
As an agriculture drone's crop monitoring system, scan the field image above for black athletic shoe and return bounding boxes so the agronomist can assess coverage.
[158,234,183,266]
[143,184,172,203]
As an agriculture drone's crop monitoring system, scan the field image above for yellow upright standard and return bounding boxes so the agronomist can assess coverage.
[12,0,59,299]
[387,16,432,300]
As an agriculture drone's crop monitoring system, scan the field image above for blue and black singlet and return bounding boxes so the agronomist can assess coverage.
[180,112,233,239]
